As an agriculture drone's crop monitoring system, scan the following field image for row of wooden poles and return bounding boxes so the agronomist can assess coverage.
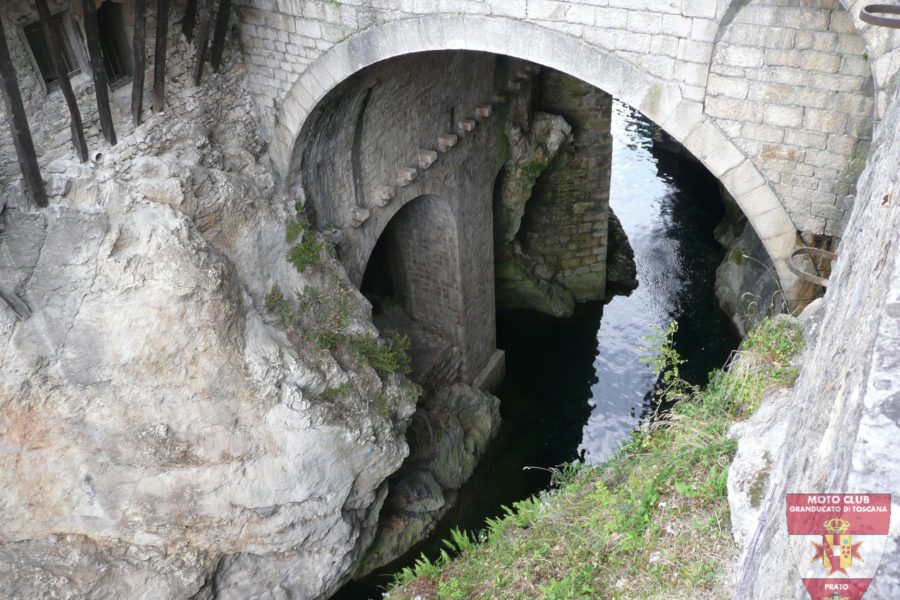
[0,0,232,209]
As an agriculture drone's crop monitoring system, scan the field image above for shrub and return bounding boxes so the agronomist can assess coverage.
[287,235,323,272]
[353,330,412,378]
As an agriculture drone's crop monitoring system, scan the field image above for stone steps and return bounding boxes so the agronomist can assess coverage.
[397,166,418,187]
[418,149,438,170]
[437,133,458,153]
[353,61,538,227]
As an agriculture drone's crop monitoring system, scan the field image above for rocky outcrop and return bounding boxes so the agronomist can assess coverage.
[494,65,635,317]
[357,382,500,573]
[494,107,575,317]
[728,82,900,598]
[714,188,786,336]
[605,211,637,290]
[0,52,417,600]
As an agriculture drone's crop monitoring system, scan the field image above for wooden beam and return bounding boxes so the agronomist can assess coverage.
[192,0,213,85]
[0,17,47,208]
[209,0,231,72]
[37,0,88,162]
[153,0,169,112]
[132,0,147,125]
[182,0,197,41]
[81,0,116,146]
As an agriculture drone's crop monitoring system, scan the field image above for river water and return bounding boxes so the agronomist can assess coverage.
[334,100,741,598]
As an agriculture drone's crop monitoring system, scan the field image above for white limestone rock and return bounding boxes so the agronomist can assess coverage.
[0,165,415,600]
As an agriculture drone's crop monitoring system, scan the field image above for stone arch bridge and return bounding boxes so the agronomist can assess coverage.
[234,0,900,303]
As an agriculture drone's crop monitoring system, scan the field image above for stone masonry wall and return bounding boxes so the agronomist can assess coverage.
[233,0,891,244]
[523,69,613,303]
[383,195,465,356]
[299,51,500,382]
[728,75,900,599]
[708,0,874,236]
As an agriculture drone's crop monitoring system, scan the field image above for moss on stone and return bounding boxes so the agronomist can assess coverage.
[748,452,772,509]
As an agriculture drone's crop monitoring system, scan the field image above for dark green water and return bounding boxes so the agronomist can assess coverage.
[333,101,741,598]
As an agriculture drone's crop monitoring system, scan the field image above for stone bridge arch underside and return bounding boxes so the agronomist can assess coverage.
[262,4,887,303]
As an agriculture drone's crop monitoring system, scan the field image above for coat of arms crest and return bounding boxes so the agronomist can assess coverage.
[786,493,891,600]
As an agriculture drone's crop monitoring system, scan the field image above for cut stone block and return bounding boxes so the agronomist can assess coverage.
[350,207,370,227]
[418,150,438,170]
[492,94,507,105]
[475,105,492,120]
[457,119,476,137]
[397,166,418,187]
[437,133,459,153]
[507,80,522,91]
[371,185,395,207]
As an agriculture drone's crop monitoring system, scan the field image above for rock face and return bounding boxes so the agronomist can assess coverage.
[0,46,417,600]
[494,64,635,317]
[494,107,575,317]
[713,188,786,336]
[728,82,900,598]
[357,382,500,573]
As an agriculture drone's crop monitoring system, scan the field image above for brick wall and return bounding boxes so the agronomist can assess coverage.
[706,0,875,236]
[299,51,499,381]
[382,195,465,352]
[522,70,613,302]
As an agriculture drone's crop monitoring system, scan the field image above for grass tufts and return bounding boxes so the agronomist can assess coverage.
[387,317,804,599]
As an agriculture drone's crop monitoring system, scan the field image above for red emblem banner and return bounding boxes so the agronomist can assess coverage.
[786,493,891,600]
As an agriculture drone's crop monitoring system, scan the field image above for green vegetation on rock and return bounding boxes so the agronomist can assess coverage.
[350,330,412,378]
[388,317,804,600]
[285,216,324,273]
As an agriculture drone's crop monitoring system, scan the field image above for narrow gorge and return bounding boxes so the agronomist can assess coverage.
[1,1,898,599]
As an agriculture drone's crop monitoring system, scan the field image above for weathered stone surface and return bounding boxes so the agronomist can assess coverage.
[523,69,615,303]
[729,79,900,599]
[299,52,500,384]
[250,3,899,294]
[604,210,637,289]
[358,382,500,573]
[0,182,416,600]
[0,29,418,600]
[494,66,632,317]
[714,188,786,336]
[710,0,875,238]
[495,110,571,246]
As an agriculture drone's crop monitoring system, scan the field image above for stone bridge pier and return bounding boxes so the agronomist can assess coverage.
[300,52,503,386]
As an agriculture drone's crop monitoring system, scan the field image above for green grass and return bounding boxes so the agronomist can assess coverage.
[351,330,412,378]
[387,317,804,600]
[285,216,324,273]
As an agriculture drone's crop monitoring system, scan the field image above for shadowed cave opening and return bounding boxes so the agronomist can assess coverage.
[360,194,466,387]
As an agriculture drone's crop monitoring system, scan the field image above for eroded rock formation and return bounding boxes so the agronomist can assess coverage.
[494,65,635,317]
[0,44,418,600]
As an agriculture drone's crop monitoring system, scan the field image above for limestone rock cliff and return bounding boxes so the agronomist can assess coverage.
[0,53,417,600]
[728,81,900,598]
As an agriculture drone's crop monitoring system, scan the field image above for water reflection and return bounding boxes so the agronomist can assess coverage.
[332,100,740,600]
[578,100,740,463]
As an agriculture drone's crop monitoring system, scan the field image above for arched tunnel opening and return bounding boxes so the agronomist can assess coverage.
[298,51,780,598]
[360,194,467,387]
